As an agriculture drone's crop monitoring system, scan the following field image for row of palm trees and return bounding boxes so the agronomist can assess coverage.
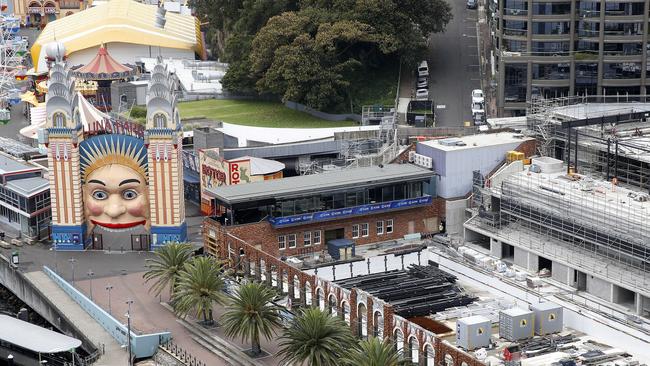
[143,243,410,366]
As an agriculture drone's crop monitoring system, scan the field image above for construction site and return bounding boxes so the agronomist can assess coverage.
[449,96,650,364]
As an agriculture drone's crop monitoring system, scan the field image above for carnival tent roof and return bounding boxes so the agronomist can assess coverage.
[31,0,205,72]
[73,45,135,80]
[20,92,108,140]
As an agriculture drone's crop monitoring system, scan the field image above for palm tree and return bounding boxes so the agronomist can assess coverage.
[277,307,355,366]
[221,282,282,357]
[143,242,193,299]
[342,337,408,366]
[172,255,227,324]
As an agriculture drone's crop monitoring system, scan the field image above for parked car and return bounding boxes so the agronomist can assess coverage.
[473,111,486,126]
[471,89,484,103]
[415,89,429,100]
[416,79,428,89]
[417,61,429,77]
[467,0,477,9]
[471,100,485,115]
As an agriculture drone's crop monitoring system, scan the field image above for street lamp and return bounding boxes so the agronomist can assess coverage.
[68,258,77,285]
[125,299,134,366]
[87,270,95,300]
[105,285,113,314]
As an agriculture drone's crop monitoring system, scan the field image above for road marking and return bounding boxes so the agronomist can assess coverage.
[436,105,447,109]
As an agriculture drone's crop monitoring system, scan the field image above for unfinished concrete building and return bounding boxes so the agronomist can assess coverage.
[466,157,650,318]
[465,97,650,318]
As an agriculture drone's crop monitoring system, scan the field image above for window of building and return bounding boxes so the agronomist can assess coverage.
[376,221,384,235]
[278,235,286,250]
[288,234,297,248]
[53,112,65,128]
[361,223,369,237]
[153,113,167,128]
[304,231,312,246]
[314,230,321,245]
[386,219,394,233]
[352,224,360,239]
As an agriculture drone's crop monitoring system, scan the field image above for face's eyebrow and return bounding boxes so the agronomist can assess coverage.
[119,179,141,186]
[88,179,105,186]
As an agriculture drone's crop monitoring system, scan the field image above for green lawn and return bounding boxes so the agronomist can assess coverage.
[178,99,358,128]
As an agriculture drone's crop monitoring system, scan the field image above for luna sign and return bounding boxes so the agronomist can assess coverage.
[269,196,432,227]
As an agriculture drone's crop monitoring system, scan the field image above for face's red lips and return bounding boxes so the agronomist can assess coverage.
[91,220,146,229]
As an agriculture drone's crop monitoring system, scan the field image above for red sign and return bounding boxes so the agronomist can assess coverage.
[230,163,240,184]
[88,119,145,139]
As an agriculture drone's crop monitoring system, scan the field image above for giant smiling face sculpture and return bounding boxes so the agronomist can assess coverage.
[79,134,149,234]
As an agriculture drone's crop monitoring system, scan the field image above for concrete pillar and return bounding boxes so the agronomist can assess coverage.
[254,260,262,281]
[527,252,539,272]
[490,238,502,258]
[635,292,644,316]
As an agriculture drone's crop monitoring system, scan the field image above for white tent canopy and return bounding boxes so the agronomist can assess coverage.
[0,315,82,353]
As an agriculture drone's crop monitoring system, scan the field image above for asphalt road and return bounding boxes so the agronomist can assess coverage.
[428,0,482,127]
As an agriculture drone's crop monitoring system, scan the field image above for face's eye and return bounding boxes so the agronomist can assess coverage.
[122,189,138,200]
[91,190,108,200]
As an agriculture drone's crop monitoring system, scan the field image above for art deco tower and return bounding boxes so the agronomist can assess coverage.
[44,43,87,250]
[145,60,187,247]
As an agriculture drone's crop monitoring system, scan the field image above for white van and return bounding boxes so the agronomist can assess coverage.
[418,61,429,77]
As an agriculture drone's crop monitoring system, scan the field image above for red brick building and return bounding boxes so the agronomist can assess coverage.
[203,164,445,259]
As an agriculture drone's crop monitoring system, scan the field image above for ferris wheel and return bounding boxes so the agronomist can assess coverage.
[0,1,28,124]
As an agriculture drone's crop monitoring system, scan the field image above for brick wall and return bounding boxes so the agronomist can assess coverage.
[204,204,485,366]
[204,200,446,258]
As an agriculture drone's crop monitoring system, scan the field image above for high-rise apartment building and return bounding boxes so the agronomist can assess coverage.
[494,0,650,115]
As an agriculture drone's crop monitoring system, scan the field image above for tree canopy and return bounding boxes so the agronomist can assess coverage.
[192,0,452,111]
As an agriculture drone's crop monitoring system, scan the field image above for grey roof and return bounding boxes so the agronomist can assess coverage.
[0,154,37,174]
[207,164,434,204]
[6,176,49,197]
[0,314,82,353]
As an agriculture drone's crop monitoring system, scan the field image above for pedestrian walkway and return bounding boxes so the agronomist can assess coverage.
[75,272,285,366]
[24,270,129,366]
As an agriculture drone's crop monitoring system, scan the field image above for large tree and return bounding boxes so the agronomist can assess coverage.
[277,307,355,366]
[220,282,282,356]
[172,256,227,324]
[192,0,452,108]
[342,337,408,366]
[143,242,194,299]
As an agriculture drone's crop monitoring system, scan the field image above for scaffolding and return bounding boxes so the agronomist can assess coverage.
[470,167,650,292]
[525,95,650,192]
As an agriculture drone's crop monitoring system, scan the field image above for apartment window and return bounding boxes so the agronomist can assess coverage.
[352,224,360,239]
[314,230,321,245]
[278,235,286,250]
[376,221,384,235]
[361,223,369,237]
[304,231,312,246]
[386,219,394,234]
[288,234,297,248]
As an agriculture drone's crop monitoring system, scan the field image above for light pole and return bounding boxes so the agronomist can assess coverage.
[68,258,77,285]
[105,285,113,314]
[125,299,134,366]
[87,270,95,300]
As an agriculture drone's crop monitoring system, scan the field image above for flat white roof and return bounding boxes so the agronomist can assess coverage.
[420,132,533,152]
[551,103,650,120]
[0,315,82,353]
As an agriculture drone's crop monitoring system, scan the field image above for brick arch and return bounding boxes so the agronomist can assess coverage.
[423,342,435,366]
